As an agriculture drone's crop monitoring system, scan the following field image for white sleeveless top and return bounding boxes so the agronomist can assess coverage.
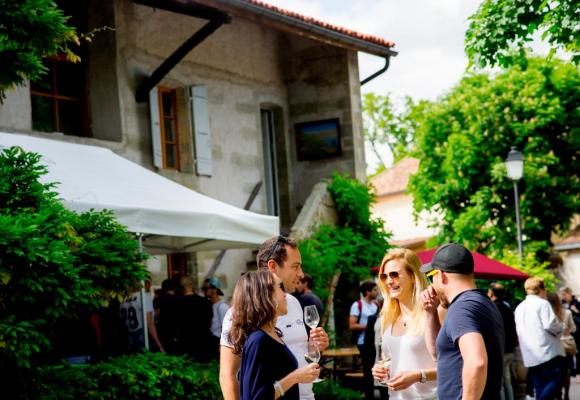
[382,324,438,400]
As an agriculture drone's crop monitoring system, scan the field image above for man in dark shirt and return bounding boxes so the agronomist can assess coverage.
[295,273,324,317]
[421,243,504,400]
[488,283,517,400]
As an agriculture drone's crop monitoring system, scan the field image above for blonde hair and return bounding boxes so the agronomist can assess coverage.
[524,277,545,295]
[378,248,429,336]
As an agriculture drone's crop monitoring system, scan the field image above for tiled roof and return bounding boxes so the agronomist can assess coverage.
[196,0,396,55]
[370,157,419,197]
[244,0,395,48]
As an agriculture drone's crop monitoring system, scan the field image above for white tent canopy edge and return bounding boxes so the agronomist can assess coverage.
[0,132,279,253]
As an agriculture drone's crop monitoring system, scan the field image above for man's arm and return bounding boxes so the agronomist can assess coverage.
[146,312,165,353]
[219,345,241,400]
[421,286,441,361]
[540,302,564,336]
[458,332,487,400]
[349,315,366,331]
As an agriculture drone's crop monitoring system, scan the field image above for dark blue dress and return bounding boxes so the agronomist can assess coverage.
[240,329,299,400]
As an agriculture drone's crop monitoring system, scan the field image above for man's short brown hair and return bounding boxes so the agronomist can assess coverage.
[524,277,545,295]
[256,235,298,270]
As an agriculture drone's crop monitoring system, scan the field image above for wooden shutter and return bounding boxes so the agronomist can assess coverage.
[190,85,213,176]
[149,87,163,168]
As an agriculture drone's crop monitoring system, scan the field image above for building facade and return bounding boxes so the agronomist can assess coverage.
[0,0,396,296]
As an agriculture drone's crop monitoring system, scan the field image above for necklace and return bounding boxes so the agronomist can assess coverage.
[400,313,411,327]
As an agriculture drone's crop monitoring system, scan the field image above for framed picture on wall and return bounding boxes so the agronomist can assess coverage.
[294,118,342,161]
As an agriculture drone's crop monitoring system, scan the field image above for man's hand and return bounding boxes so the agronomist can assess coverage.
[309,327,329,351]
[421,286,440,314]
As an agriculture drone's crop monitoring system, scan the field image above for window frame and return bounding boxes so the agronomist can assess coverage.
[157,87,180,170]
[29,55,90,136]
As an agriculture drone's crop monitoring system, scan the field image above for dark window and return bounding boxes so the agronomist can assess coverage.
[167,253,187,280]
[30,56,89,136]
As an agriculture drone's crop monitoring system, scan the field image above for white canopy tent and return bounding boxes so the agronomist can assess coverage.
[0,132,279,253]
[1,131,279,350]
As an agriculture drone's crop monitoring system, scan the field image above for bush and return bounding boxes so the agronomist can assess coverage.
[0,147,147,370]
[30,353,221,400]
[313,379,362,400]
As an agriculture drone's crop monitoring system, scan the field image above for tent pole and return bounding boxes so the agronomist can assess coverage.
[138,233,150,350]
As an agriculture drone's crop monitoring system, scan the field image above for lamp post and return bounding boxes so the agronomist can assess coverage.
[505,147,524,258]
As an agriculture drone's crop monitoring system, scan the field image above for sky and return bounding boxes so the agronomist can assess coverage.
[261,0,483,172]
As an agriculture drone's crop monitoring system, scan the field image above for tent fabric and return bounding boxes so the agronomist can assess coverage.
[417,249,529,280]
[0,132,279,253]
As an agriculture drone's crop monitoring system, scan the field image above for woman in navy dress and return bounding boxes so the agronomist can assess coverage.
[228,270,320,399]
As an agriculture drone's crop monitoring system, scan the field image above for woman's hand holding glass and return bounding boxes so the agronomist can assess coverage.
[292,362,321,384]
[372,358,391,386]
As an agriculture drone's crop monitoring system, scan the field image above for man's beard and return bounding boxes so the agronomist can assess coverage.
[435,287,450,309]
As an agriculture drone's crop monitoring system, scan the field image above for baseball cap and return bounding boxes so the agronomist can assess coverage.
[420,243,474,275]
[206,277,224,296]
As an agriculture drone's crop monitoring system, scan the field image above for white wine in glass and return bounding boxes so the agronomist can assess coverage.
[304,341,324,383]
[375,345,391,387]
[304,305,320,330]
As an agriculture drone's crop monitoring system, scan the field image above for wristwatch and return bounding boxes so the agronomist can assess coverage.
[419,369,427,383]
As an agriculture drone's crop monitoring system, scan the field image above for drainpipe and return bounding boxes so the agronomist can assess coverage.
[360,56,390,86]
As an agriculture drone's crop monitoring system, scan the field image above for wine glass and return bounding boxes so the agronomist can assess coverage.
[374,344,391,387]
[304,341,324,383]
[304,305,320,330]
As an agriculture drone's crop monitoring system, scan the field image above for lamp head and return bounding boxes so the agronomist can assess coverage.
[505,147,524,181]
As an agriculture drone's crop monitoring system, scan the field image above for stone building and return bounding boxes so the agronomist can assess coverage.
[0,0,396,296]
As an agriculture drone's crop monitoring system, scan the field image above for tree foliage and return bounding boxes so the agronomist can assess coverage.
[409,58,579,261]
[0,147,147,369]
[0,0,79,99]
[299,174,391,302]
[465,0,580,68]
[362,93,427,170]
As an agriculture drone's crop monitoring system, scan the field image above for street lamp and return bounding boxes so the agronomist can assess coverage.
[505,147,524,258]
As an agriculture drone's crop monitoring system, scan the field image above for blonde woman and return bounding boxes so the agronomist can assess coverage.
[372,248,439,399]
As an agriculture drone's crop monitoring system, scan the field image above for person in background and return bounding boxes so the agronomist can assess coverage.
[296,273,323,318]
[421,243,504,400]
[228,270,320,400]
[547,291,576,400]
[156,278,181,354]
[560,287,580,377]
[515,278,565,400]
[179,275,214,361]
[219,235,329,400]
[349,280,379,400]
[365,298,389,400]
[488,282,517,400]
[120,281,165,353]
[372,248,437,400]
[202,277,229,352]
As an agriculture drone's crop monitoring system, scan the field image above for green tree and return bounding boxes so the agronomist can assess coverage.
[465,0,580,68]
[0,0,78,99]
[0,147,147,370]
[299,174,391,335]
[409,58,579,261]
[362,93,427,171]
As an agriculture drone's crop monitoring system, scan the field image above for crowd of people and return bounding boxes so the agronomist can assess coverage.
[109,235,578,400]
[209,236,579,400]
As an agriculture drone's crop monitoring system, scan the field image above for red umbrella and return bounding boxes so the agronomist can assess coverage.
[416,249,529,280]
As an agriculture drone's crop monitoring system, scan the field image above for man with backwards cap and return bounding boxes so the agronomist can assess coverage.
[420,243,505,400]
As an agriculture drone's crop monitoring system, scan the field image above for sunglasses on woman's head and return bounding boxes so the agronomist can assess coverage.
[379,271,400,282]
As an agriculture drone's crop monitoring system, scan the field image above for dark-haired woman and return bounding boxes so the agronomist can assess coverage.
[228,270,320,400]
